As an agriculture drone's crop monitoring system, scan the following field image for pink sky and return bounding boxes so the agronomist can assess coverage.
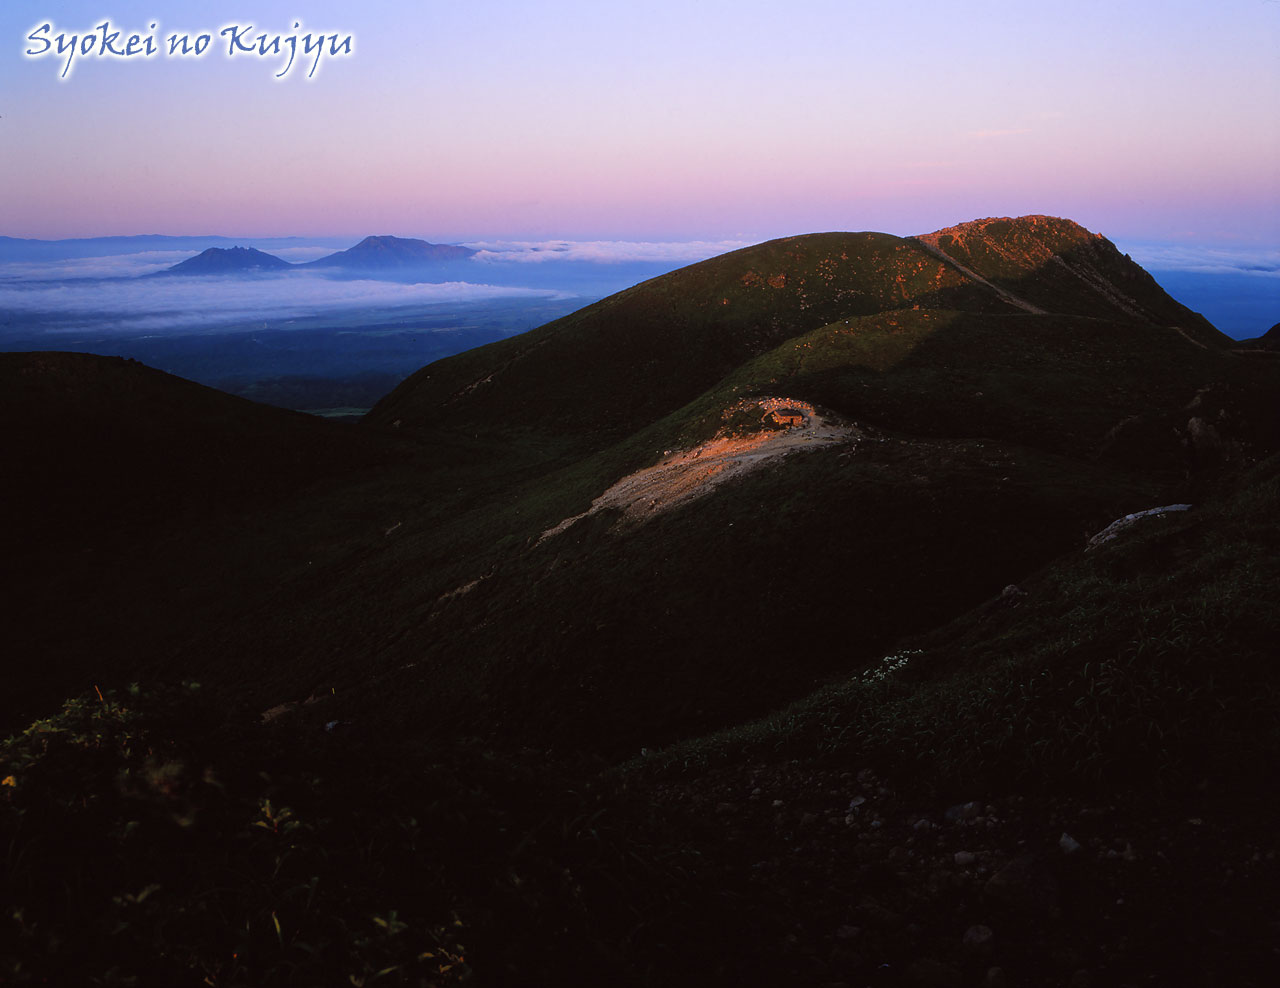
[2,0,1277,245]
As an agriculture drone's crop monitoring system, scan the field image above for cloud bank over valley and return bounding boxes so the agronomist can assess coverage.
[0,238,751,340]
[466,239,749,265]
[0,251,204,282]
[0,269,567,337]
[1120,243,1280,278]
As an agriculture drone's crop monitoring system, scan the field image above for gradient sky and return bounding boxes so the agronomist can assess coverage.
[1,0,1277,245]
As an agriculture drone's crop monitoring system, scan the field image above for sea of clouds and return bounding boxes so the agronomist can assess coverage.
[465,239,749,264]
[0,239,748,338]
[0,268,567,336]
[1120,243,1280,277]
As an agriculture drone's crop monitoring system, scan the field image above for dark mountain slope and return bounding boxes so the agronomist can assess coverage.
[341,436,1166,754]
[644,450,1280,792]
[0,352,415,725]
[157,245,293,275]
[2,352,393,539]
[307,332,1276,756]
[613,454,1280,987]
[174,336,1276,757]
[5,450,1277,988]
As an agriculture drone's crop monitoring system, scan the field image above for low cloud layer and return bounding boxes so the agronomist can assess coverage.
[0,245,341,281]
[465,239,748,264]
[1122,243,1280,277]
[0,251,200,281]
[270,246,342,263]
[0,271,566,337]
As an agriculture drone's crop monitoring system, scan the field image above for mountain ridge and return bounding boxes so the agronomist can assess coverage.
[365,216,1227,457]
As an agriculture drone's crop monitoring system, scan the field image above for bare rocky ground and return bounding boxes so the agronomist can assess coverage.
[637,762,1279,987]
[541,398,855,541]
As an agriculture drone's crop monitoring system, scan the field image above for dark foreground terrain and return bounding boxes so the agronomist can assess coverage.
[3,216,1278,986]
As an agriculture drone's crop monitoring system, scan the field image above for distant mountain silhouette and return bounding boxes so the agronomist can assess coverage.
[158,245,293,275]
[305,235,476,270]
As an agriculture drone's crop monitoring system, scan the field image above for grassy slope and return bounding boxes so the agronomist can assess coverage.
[637,450,1280,787]
[333,310,1233,747]
[918,215,1227,343]
[5,219,1280,986]
[143,312,1254,757]
[5,434,1277,988]
[364,232,1010,445]
[660,307,1228,466]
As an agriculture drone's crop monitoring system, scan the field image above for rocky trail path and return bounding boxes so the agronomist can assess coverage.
[909,238,1047,315]
[540,399,855,542]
